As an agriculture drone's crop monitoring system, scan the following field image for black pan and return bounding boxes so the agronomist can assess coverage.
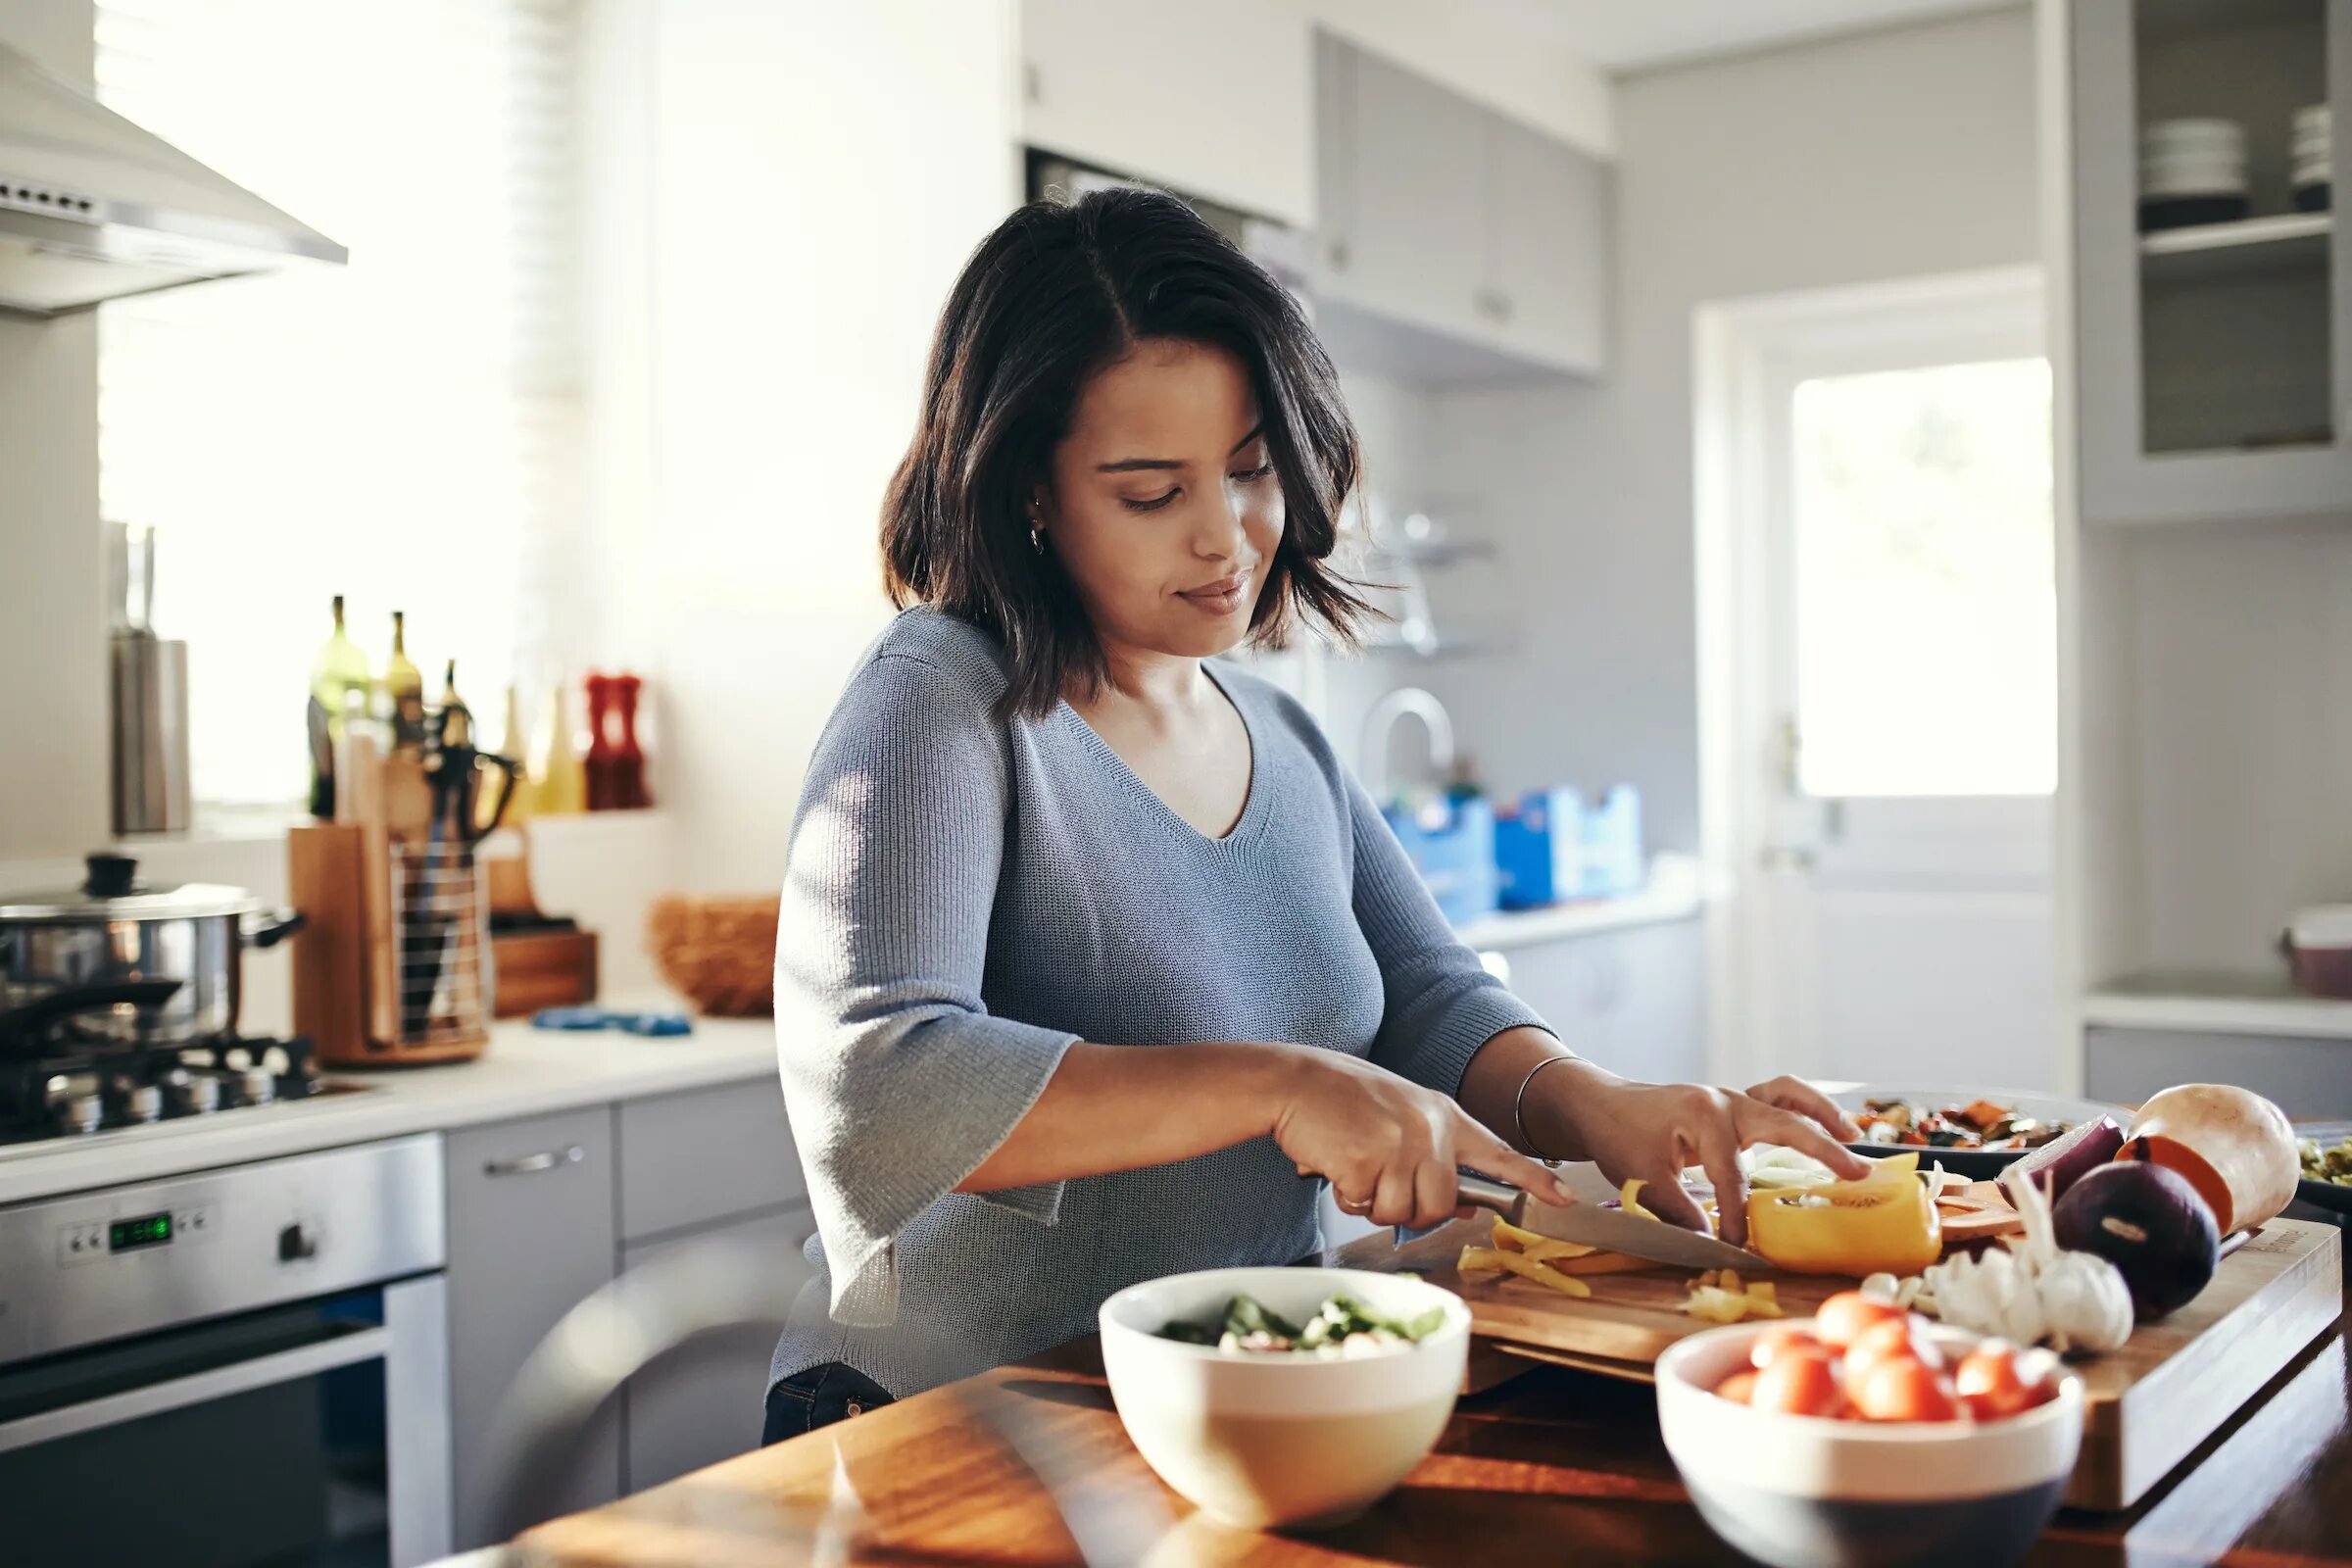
[1833,1085,2132,1180]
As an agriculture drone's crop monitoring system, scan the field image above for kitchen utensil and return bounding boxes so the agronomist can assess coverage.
[0,977,183,1058]
[106,523,192,836]
[531,1005,688,1037]
[1658,1320,2084,1568]
[2281,906,2352,998]
[0,855,302,1046]
[1455,1173,1765,1271]
[1348,1212,2338,1510]
[1098,1267,1469,1529]
[2291,1119,2352,1216]
[1836,1087,2130,1179]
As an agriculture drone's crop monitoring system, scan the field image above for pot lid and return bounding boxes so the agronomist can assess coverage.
[0,853,268,922]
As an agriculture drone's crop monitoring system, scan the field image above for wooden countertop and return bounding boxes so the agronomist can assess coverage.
[519,1269,2352,1567]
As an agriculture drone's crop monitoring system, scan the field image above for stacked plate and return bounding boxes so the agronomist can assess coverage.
[2139,118,2250,229]
[2292,104,2331,212]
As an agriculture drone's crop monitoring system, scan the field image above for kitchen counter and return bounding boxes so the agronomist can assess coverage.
[515,1262,2352,1568]
[1450,855,1703,954]
[0,1003,777,1205]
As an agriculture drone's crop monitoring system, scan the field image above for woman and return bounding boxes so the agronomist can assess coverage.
[764,187,1865,1439]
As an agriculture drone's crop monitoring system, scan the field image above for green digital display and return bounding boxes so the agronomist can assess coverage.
[109,1212,173,1252]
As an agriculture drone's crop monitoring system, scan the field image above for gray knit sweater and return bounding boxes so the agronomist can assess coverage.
[768,606,1547,1396]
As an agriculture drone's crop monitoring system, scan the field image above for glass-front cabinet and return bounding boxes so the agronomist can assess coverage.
[2072,0,2352,524]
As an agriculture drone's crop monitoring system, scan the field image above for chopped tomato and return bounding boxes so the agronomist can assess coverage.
[1851,1358,1962,1423]
[1751,1348,1846,1418]
[1714,1369,1760,1404]
[1749,1323,1826,1371]
[1955,1343,2039,1421]
[1812,1291,1907,1352]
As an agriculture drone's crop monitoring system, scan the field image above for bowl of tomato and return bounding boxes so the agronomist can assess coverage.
[1655,1291,2083,1568]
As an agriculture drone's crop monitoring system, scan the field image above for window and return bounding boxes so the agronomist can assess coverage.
[95,0,582,806]
[1789,358,2056,799]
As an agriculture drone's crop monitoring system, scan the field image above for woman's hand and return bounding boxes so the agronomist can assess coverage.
[1269,1047,1579,1230]
[1529,1064,1870,1247]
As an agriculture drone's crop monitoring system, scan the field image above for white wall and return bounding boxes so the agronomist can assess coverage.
[597,0,1024,893]
[1420,7,2041,857]
[0,0,107,862]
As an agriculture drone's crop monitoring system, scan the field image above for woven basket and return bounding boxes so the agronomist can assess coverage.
[646,894,779,1017]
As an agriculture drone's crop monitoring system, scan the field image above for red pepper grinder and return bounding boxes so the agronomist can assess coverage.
[612,671,651,809]
[583,671,620,810]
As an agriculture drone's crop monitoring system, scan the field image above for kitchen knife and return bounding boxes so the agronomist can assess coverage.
[1456,1173,1766,1271]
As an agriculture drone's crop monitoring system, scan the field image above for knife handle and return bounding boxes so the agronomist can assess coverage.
[1455,1174,1522,1217]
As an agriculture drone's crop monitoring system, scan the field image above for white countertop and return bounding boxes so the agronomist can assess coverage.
[1451,855,1704,953]
[0,1004,778,1207]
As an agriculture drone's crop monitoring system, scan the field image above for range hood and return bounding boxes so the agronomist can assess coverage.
[0,41,345,318]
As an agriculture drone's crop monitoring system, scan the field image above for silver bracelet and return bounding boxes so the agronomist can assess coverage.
[1513,1054,1582,1162]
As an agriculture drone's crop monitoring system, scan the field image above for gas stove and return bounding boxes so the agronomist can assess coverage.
[0,1029,371,1146]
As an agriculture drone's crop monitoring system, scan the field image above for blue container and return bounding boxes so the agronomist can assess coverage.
[1493,788,1583,910]
[1492,784,1645,907]
[1578,784,1644,897]
[1382,795,1498,925]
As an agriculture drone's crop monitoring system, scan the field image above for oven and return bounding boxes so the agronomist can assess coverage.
[0,1135,450,1568]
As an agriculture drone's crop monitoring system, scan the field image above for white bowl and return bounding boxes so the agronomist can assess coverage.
[1657,1320,2083,1568]
[2140,117,2246,152]
[1098,1266,1469,1530]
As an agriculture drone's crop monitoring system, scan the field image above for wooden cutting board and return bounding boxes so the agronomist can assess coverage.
[1341,1214,2341,1511]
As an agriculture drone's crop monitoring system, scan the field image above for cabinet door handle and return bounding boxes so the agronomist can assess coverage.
[484,1145,586,1178]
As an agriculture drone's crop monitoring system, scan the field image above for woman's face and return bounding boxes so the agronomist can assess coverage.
[1039,336,1284,664]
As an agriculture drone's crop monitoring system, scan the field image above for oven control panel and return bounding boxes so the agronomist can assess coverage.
[0,1134,444,1365]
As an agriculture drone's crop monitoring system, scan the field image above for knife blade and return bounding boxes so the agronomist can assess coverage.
[1456,1174,1766,1271]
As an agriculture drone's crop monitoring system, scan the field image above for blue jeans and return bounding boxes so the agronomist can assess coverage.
[761,1361,896,1443]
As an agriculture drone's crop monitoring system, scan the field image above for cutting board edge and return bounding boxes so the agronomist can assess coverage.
[2066,1222,2343,1511]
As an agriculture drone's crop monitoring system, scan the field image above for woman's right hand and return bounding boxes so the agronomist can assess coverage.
[1268,1047,1579,1229]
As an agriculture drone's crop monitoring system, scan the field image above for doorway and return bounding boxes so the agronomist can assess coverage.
[1695,268,2064,1094]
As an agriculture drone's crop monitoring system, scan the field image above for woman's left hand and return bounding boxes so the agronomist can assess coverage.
[1529,1067,1870,1248]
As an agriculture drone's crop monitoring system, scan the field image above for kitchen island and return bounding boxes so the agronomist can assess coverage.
[514,1249,2352,1568]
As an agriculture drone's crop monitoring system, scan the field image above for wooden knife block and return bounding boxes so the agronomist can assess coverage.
[290,821,490,1065]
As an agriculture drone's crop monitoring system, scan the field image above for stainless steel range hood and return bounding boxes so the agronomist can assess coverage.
[0,41,345,318]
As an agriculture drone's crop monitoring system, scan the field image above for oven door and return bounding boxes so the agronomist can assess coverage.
[0,1275,451,1568]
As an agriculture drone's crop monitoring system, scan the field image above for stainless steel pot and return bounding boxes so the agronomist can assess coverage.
[0,854,304,1046]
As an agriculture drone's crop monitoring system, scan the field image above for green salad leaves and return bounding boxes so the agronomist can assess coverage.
[1157,1293,1448,1355]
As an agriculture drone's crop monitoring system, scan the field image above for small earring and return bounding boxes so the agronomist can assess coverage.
[1029,526,1045,556]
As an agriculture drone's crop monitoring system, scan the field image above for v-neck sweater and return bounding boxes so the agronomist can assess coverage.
[767,605,1548,1396]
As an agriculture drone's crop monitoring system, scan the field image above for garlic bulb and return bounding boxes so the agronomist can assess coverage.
[1922,1166,2132,1355]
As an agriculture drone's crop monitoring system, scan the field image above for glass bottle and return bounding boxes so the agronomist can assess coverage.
[309,594,371,816]
[381,610,426,752]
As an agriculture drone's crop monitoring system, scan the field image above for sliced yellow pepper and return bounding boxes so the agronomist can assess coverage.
[1457,1245,1595,1298]
[1745,1157,1941,1277]
[1490,1214,1599,1261]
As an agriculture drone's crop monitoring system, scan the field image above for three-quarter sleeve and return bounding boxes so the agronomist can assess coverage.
[1346,772,1550,1096]
[774,652,1081,1328]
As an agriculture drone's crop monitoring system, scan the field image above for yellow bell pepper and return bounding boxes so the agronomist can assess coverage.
[1746,1155,1941,1277]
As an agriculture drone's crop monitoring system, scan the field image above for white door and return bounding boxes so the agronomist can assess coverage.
[1699,270,2063,1093]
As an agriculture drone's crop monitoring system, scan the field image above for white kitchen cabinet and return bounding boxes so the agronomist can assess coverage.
[444,1108,622,1548]
[1488,115,1610,375]
[1490,921,1706,1085]
[1336,44,1490,345]
[1312,33,1611,382]
[2070,0,2352,524]
[1020,0,1314,225]
[619,1205,817,1492]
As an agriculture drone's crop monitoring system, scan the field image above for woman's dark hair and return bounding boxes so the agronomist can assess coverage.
[881,186,1374,717]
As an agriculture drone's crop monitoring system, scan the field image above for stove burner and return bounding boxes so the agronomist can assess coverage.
[0,1026,346,1146]
[164,1071,220,1116]
[50,1094,102,1137]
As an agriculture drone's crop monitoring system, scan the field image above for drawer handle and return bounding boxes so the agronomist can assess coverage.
[485,1145,587,1178]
